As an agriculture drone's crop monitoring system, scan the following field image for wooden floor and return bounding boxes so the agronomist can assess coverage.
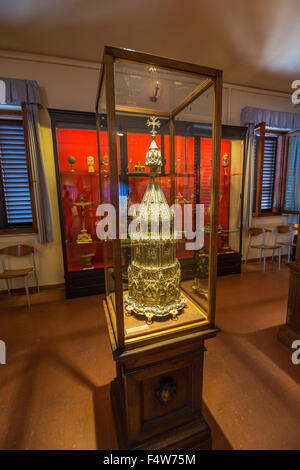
[0,260,299,450]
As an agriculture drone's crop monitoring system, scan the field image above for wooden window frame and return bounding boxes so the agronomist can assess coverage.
[253,122,265,217]
[0,104,38,234]
[253,122,289,217]
[280,130,300,215]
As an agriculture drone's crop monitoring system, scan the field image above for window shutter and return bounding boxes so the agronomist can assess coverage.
[0,118,33,225]
[261,137,277,211]
[284,135,300,211]
[253,135,259,213]
[284,150,295,210]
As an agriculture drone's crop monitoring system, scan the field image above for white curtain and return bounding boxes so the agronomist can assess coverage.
[242,124,255,228]
[26,103,53,243]
[241,106,300,130]
[1,77,53,243]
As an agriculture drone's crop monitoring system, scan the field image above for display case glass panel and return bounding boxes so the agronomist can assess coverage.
[220,138,244,255]
[55,128,106,271]
[50,109,109,298]
[97,47,222,351]
[170,90,213,316]
[114,59,207,113]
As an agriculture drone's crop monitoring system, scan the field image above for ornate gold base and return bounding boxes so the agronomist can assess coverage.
[125,260,186,324]
[76,229,93,244]
[125,301,186,325]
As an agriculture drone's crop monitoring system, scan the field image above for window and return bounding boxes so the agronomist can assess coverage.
[282,132,300,213]
[260,137,277,211]
[0,106,36,231]
[253,122,286,216]
[253,122,300,216]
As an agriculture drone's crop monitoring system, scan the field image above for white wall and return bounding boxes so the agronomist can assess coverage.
[223,83,297,260]
[0,51,297,290]
[222,83,297,125]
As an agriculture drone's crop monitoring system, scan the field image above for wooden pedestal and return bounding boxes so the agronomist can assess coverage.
[110,329,218,450]
[278,262,300,349]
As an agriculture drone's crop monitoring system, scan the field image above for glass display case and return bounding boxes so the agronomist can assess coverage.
[49,117,244,302]
[218,126,246,273]
[49,110,107,298]
[96,47,222,352]
[115,123,246,284]
[95,46,223,451]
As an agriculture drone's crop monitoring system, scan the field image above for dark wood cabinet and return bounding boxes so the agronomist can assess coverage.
[96,46,223,450]
[111,329,218,449]
[278,261,300,348]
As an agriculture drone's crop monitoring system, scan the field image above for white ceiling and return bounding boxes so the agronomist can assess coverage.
[1,0,300,93]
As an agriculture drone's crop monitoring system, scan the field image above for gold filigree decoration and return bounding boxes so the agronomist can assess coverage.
[125,117,186,324]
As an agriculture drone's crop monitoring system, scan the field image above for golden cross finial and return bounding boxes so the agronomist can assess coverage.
[147,116,160,137]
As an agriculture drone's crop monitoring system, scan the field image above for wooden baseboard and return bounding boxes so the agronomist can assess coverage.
[242,254,289,264]
[0,282,65,295]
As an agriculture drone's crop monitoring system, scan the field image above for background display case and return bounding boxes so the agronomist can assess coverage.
[49,110,108,298]
[115,120,246,280]
[49,110,245,300]
[217,126,246,275]
[96,46,222,450]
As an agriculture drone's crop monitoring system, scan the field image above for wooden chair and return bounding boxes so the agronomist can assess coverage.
[275,225,296,263]
[245,227,282,272]
[0,245,39,308]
